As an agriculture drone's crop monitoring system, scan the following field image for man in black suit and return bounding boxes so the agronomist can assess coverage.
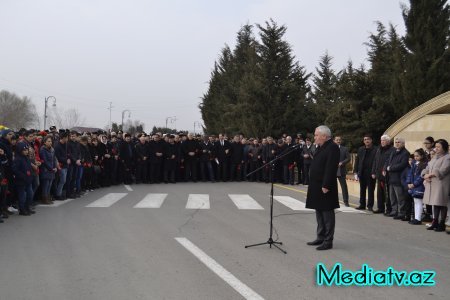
[334,136,350,206]
[214,134,231,181]
[306,125,340,251]
[353,134,377,211]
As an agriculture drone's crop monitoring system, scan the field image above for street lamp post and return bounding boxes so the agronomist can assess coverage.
[194,121,202,135]
[121,109,131,131]
[165,116,176,129]
[44,96,56,130]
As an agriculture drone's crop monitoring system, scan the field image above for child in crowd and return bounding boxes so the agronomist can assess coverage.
[406,149,427,225]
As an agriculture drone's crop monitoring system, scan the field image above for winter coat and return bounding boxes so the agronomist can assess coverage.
[385,147,410,185]
[12,143,33,186]
[39,146,58,180]
[305,139,340,210]
[353,145,376,177]
[422,153,450,206]
[371,145,393,180]
[406,162,426,199]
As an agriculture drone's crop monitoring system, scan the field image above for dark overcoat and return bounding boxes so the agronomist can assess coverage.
[305,139,340,210]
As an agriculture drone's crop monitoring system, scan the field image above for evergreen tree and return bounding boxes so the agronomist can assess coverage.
[401,0,450,107]
[311,51,338,124]
[256,19,310,137]
[327,62,372,149]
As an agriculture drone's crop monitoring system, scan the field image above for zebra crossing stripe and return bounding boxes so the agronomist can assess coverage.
[134,193,168,208]
[273,196,312,211]
[86,193,128,207]
[228,194,264,210]
[186,194,210,209]
[175,237,264,300]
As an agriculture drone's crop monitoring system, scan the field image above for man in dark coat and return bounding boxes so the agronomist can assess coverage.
[353,134,377,211]
[384,137,410,219]
[334,136,350,206]
[306,126,340,251]
[214,134,231,181]
[371,135,393,214]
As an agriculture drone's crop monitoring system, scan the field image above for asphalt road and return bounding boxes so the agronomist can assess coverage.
[0,182,449,300]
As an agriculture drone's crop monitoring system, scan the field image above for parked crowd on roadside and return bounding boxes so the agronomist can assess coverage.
[0,125,449,234]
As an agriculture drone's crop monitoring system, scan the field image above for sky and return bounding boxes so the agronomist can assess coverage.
[0,0,406,133]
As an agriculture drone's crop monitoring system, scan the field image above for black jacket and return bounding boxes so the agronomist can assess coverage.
[371,145,393,180]
[353,145,376,177]
[54,141,68,168]
[214,140,231,162]
[337,145,350,177]
[305,139,340,210]
[230,142,244,164]
[385,147,410,185]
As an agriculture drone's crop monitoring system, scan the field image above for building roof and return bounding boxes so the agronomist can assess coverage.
[385,91,450,137]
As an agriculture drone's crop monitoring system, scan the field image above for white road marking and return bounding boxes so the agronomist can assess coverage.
[175,237,264,300]
[38,198,76,207]
[229,194,264,210]
[134,193,168,208]
[86,193,128,207]
[124,185,133,191]
[186,194,210,209]
[273,196,312,211]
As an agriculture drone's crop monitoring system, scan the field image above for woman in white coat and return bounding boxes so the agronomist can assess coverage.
[422,139,450,232]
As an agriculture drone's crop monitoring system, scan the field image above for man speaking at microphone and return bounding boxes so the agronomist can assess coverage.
[305,125,340,250]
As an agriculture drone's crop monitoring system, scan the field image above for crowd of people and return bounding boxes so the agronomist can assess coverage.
[0,125,449,235]
[350,134,450,234]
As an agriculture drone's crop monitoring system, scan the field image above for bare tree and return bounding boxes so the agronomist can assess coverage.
[0,90,39,129]
[48,107,85,129]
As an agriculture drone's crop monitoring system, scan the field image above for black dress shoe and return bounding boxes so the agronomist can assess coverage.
[355,206,366,210]
[307,240,324,246]
[344,202,350,207]
[393,215,403,220]
[367,207,373,212]
[0,218,4,223]
[316,243,333,250]
[373,210,384,214]
[389,212,398,217]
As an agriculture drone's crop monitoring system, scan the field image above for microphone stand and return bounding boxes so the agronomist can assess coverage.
[244,143,302,254]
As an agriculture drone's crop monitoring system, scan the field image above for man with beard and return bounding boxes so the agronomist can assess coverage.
[353,134,377,211]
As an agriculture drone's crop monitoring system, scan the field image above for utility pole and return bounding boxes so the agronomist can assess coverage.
[44,96,56,130]
[107,102,114,132]
[121,109,131,131]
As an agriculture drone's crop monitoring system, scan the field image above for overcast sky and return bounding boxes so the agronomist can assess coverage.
[0,0,406,133]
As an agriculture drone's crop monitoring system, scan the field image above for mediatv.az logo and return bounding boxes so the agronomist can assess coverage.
[316,263,436,286]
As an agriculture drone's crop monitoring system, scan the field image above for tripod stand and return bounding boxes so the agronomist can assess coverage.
[244,143,301,254]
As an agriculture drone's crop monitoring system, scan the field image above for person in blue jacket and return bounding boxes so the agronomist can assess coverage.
[406,149,428,225]
[12,142,35,216]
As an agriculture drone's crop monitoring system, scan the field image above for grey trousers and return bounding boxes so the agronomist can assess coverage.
[316,209,335,244]
[389,184,406,216]
[337,176,349,203]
